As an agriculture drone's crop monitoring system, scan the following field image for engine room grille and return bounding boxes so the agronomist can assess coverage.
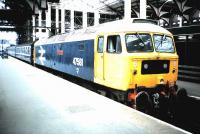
[141,60,170,74]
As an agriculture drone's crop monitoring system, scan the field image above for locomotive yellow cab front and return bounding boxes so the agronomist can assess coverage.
[125,33,178,90]
[92,19,179,108]
[128,54,178,88]
[94,32,178,90]
[94,30,178,107]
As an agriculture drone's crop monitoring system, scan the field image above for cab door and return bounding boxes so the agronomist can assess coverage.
[95,36,104,81]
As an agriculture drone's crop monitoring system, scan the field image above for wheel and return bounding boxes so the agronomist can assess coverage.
[135,91,152,114]
[177,88,188,100]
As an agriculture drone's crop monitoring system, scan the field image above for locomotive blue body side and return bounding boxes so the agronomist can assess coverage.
[35,39,94,81]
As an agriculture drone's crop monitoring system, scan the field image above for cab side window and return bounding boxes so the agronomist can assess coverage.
[107,35,122,53]
[97,36,104,53]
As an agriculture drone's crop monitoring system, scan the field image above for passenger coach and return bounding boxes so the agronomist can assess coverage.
[7,43,33,63]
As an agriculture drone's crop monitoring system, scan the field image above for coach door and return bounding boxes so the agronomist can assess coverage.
[95,36,104,81]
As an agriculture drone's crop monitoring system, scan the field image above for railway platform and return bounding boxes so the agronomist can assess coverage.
[0,57,190,134]
[177,80,200,98]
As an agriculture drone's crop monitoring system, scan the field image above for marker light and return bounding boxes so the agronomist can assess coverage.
[173,61,177,67]
[133,61,138,68]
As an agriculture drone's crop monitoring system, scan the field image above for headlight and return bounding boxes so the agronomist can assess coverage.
[144,64,148,69]
[163,63,168,69]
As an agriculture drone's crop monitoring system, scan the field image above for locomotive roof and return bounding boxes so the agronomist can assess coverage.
[35,19,172,46]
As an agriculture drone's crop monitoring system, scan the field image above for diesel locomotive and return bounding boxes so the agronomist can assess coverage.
[7,19,179,109]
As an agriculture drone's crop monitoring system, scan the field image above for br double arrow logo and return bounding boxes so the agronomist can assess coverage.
[38,46,46,65]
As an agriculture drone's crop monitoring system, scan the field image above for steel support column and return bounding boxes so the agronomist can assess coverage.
[61,8,65,33]
[70,10,74,31]
[46,3,51,37]
[38,10,42,33]
[178,15,182,27]
[124,0,131,20]
[32,15,36,41]
[56,7,59,33]
[140,0,146,19]
[83,11,87,28]
[94,11,99,26]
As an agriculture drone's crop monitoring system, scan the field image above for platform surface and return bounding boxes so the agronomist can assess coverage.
[0,57,190,134]
[177,80,200,98]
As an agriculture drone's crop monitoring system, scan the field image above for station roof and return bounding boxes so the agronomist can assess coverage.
[1,0,200,27]
[0,0,59,30]
[0,0,200,42]
[98,0,200,19]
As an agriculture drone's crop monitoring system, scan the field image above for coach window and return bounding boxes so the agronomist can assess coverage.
[97,36,104,53]
[107,35,122,53]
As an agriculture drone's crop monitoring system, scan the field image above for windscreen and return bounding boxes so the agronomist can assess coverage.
[153,35,175,53]
[125,33,153,52]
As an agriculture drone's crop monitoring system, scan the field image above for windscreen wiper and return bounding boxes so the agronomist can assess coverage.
[160,34,166,47]
[136,33,145,47]
[156,34,166,50]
